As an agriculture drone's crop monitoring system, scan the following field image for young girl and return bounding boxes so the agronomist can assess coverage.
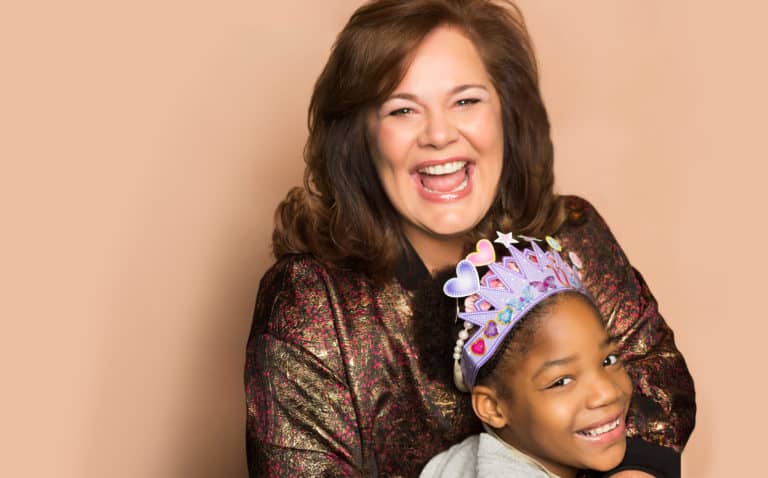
[420,236,633,478]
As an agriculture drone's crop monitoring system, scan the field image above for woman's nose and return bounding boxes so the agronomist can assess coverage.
[418,109,458,149]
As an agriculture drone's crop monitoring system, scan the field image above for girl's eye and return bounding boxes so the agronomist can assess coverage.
[548,377,573,389]
[603,353,620,367]
[389,107,413,116]
[456,98,480,107]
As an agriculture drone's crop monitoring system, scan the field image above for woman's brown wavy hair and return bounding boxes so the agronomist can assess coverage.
[272,0,562,277]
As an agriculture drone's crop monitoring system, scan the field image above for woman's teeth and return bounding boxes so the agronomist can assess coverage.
[579,418,620,437]
[417,161,470,194]
[418,161,466,175]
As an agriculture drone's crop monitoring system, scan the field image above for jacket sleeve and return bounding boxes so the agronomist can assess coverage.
[560,197,696,478]
[244,256,364,477]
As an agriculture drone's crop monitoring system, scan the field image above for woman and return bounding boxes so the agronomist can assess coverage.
[245,1,695,476]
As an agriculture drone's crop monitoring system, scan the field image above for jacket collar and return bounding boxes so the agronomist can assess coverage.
[394,238,430,291]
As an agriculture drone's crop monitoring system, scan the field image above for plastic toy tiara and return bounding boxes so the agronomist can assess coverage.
[443,233,588,391]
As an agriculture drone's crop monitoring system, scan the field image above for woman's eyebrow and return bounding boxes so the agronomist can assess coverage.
[532,355,576,380]
[385,92,420,102]
[451,83,488,94]
[384,84,488,103]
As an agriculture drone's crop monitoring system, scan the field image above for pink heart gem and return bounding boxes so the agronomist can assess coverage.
[470,339,486,355]
[467,239,496,266]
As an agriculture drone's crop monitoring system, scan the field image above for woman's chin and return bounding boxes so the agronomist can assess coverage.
[415,210,486,237]
[418,221,477,239]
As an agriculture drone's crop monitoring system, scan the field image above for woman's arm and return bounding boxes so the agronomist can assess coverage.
[559,196,696,478]
[245,256,364,477]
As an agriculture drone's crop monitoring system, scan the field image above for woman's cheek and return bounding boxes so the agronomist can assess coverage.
[375,123,407,161]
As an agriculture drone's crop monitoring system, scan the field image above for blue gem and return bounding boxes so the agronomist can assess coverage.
[497,306,515,324]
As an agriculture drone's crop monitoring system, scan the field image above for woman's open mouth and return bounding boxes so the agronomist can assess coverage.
[414,160,473,200]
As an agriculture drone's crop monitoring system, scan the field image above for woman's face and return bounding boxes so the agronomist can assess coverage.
[366,26,504,250]
[494,295,633,477]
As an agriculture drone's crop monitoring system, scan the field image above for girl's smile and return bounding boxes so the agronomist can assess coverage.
[575,414,625,443]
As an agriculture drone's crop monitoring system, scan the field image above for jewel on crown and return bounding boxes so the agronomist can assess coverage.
[443,233,588,390]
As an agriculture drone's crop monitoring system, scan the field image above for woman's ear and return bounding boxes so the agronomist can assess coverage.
[471,385,508,429]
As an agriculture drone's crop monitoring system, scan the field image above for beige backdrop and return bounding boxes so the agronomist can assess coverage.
[2,1,765,476]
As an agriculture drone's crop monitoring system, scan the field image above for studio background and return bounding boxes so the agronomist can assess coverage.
[2,1,764,476]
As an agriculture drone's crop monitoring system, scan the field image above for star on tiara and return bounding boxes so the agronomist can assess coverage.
[443,233,588,390]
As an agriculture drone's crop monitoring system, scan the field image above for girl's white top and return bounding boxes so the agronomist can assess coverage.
[420,427,562,478]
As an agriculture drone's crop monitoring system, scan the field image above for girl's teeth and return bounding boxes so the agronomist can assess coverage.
[580,418,619,437]
[418,161,466,175]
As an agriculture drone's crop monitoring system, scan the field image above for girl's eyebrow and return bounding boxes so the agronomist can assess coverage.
[602,336,620,348]
[532,355,576,380]
[384,84,489,103]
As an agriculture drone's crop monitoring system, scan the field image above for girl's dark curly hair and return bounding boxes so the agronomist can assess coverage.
[272,0,562,278]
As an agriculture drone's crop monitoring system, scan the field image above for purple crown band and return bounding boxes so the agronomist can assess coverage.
[443,235,589,389]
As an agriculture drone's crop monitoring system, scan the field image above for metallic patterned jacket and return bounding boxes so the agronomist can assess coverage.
[245,196,695,477]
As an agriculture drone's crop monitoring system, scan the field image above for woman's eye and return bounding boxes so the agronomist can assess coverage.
[548,377,573,389]
[603,353,620,367]
[456,98,480,107]
[388,107,413,116]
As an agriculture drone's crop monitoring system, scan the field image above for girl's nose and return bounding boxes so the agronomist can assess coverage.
[586,371,624,409]
[418,109,458,149]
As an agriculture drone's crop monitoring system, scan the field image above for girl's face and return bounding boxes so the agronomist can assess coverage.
[366,25,504,262]
[491,295,632,477]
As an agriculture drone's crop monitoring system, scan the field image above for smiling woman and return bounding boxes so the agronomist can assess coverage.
[366,26,505,270]
[245,1,695,477]
[269,0,560,280]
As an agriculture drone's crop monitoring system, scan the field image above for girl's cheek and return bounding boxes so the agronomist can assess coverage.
[619,370,633,399]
